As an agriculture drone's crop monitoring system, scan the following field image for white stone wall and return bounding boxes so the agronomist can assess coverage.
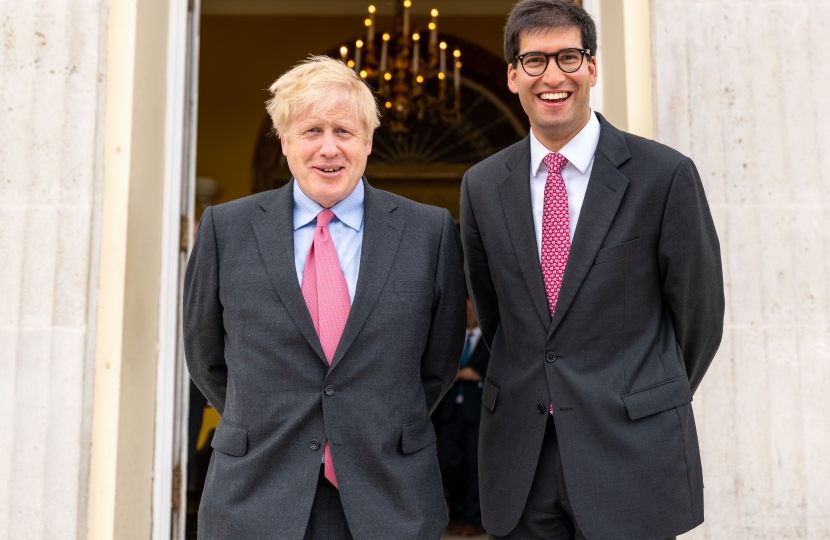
[653,1,830,538]
[0,0,106,538]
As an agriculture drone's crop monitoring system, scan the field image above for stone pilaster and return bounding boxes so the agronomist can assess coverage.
[653,1,830,538]
[0,0,106,538]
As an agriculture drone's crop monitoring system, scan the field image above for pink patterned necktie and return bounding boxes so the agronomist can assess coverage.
[541,153,569,416]
[301,209,351,489]
[541,152,570,316]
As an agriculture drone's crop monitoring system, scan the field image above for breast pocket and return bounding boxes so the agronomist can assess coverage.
[594,237,643,265]
[394,279,433,294]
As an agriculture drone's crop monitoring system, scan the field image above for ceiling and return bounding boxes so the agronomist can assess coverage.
[201,0,517,16]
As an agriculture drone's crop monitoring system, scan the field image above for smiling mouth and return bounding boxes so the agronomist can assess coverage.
[538,91,571,103]
[315,166,344,173]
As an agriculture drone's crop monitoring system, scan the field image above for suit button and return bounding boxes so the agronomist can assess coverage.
[310,440,320,451]
[324,385,335,396]
[537,404,546,414]
[545,351,557,362]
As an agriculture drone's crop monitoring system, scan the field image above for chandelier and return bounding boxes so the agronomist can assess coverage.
[339,0,463,134]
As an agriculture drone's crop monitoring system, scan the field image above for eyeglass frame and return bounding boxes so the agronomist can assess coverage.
[514,48,592,76]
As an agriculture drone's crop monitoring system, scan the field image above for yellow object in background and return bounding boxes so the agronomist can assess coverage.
[196,406,221,451]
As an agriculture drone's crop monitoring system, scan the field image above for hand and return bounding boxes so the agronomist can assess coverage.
[455,367,480,382]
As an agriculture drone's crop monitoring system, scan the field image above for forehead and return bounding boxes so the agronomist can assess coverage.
[290,100,363,130]
[518,26,582,52]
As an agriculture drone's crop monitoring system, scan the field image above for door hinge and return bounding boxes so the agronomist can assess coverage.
[171,464,183,509]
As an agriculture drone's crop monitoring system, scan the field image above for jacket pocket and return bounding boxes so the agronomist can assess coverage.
[621,376,693,420]
[401,416,436,454]
[394,279,433,294]
[594,237,643,265]
[211,419,248,457]
[482,377,500,412]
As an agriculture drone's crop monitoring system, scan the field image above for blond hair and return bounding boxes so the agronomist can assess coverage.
[266,55,381,138]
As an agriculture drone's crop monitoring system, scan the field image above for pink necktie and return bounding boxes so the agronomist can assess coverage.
[541,152,570,316]
[301,209,351,488]
[541,153,569,416]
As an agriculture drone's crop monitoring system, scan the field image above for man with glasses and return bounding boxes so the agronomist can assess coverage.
[460,1,724,539]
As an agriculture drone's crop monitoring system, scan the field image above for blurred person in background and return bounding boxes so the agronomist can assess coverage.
[437,297,490,537]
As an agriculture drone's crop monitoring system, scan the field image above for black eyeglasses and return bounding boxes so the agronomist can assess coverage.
[515,48,591,76]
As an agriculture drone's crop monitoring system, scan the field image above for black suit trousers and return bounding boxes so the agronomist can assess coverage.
[490,417,677,540]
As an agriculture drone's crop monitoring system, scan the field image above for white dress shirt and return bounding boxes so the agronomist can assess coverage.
[464,327,482,359]
[529,110,601,259]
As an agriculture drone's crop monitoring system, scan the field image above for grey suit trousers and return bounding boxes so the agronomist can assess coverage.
[303,466,354,540]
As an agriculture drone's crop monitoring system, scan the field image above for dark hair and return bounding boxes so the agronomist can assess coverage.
[503,0,598,65]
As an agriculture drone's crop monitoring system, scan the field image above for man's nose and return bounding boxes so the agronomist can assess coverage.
[541,62,567,86]
[318,131,340,156]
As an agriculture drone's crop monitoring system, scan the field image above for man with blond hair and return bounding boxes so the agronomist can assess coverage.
[184,55,466,540]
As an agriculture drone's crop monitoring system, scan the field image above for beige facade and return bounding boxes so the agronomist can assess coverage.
[653,1,830,538]
[0,0,827,538]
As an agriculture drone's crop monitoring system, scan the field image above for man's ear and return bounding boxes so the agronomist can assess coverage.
[280,134,288,156]
[588,56,598,87]
[507,63,518,94]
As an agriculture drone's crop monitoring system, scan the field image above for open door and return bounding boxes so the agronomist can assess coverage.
[153,0,200,539]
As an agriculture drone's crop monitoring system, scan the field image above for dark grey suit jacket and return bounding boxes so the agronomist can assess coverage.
[461,113,724,539]
[184,179,466,539]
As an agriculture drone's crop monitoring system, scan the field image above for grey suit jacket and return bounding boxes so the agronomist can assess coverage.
[184,179,466,539]
[461,113,724,539]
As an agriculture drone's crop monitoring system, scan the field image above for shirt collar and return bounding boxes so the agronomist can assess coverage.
[530,110,601,176]
[293,178,365,232]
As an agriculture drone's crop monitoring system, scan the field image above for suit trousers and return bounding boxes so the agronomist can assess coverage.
[303,466,354,540]
[438,400,481,526]
[489,417,677,540]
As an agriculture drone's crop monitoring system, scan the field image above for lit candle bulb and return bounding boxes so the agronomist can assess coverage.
[380,33,390,72]
[453,49,461,90]
[430,9,438,48]
[412,33,420,74]
[355,39,363,73]
[439,41,447,74]
[403,0,411,37]
[365,18,374,44]
[340,45,348,60]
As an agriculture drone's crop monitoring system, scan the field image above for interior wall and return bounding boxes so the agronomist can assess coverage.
[197,14,509,208]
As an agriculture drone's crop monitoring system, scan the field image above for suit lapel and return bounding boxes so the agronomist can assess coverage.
[548,114,631,338]
[498,138,552,330]
[251,181,327,365]
[329,181,403,371]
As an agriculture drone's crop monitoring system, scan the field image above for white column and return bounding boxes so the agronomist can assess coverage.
[653,1,830,538]
[0,0,106,537]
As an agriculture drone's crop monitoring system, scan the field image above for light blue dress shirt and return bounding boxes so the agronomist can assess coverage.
[293,180,364,304]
